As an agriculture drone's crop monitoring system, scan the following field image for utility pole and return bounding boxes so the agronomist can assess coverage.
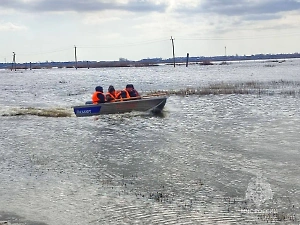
[186,53,189,67]
[12,52,16,71]
[170,36,175,67]
[74,45,78,69]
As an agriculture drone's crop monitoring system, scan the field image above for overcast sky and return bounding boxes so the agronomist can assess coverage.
[1,0,300,63]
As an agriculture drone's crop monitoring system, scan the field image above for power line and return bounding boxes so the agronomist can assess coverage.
[17,47,73,56]
[177,32,300,41]
[78,38,169,49]
[2,32,299,62]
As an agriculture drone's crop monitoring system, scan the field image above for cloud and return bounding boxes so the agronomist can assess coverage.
[2,0,300,23]
[82,12,122,25]
[0,22,27,31]
[0,0,167,13]
[174,0,300,21]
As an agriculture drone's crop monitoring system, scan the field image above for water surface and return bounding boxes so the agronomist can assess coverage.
[1,59,300,224]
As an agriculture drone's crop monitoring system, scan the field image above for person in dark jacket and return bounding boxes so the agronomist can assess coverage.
[92,86,105,104]
[126,84,140,97]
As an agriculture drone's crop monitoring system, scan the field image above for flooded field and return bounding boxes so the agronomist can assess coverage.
[1,59,300,224]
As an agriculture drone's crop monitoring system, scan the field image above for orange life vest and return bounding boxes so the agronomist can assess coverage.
[116,89,130,100]
[106,92,117,102]
[92,91,105,104]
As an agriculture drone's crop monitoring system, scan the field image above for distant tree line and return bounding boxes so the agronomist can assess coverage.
[1,52,300,70]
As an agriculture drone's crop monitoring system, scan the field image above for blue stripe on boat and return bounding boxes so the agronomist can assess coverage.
[74,105,101,116]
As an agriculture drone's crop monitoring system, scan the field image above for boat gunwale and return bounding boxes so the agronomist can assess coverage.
[72,95,168,109]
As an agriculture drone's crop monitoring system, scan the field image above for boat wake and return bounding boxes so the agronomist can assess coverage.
[1,107,73,117]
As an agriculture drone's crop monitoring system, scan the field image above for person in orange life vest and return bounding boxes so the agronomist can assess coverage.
[92,86,105,104]
[117,84,140,100]
[116,85,130,100]
[106,85,118,102]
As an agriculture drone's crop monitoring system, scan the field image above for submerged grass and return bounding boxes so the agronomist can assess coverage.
[147,80,300,97]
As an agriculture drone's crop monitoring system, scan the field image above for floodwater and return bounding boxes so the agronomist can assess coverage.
[1,59,300,224]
